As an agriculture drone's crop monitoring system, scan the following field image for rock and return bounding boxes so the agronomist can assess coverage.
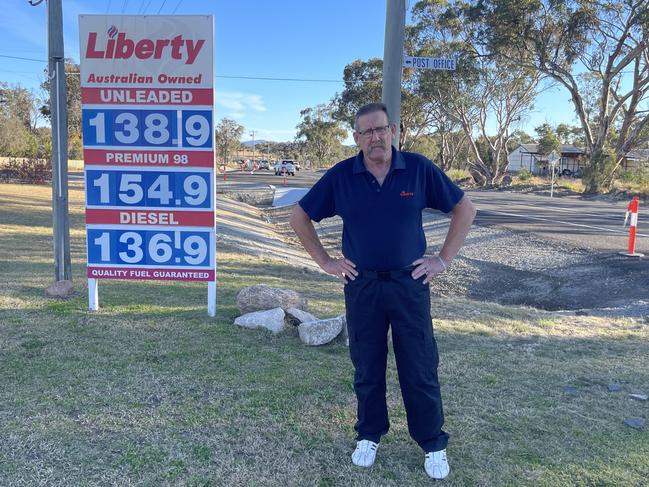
[298,316,344,346]
[607,384,622,392]
[630,393,648,401]
[285,308,318,326]
[234,307,285,334]
[624,417,646,430]
[563,386,578,396]
[237,285,308,314]
[45,280,74,298]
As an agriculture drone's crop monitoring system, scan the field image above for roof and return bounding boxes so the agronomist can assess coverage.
[625,149,649,161]
[516,144,585,155]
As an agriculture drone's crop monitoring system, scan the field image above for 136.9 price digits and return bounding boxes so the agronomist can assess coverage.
[87,229,212,267]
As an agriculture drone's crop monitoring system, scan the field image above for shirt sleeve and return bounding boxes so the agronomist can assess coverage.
[298,169,336,222]
[424,161,464,213]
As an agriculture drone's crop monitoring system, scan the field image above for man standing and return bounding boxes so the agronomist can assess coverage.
[290,102,476,480]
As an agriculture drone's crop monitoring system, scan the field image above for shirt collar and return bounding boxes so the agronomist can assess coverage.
[353,146,405,174]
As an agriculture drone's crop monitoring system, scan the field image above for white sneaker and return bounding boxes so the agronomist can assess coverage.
[425,449,450,480]
[351,439,379,467]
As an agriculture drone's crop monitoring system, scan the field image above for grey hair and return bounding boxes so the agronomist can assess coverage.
[354,102,390,131]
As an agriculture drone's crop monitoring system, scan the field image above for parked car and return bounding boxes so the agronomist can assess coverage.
[258,160,270,170]
[274,160,295,176]
[292,160,301,171]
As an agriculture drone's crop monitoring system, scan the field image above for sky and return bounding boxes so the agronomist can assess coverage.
[0,0,579,144]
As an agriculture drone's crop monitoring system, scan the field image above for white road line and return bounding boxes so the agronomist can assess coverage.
[469,196,625,217]
[477,202,623,220]
[477,208,649,238]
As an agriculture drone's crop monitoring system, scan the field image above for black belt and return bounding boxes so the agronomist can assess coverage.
[359,265,417,280]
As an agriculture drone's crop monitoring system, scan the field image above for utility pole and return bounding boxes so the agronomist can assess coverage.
[250,130,256,170]
[382,0,406,149]
[31,0,71,282]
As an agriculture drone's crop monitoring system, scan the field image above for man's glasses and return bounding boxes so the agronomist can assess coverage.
[357,125,391,139]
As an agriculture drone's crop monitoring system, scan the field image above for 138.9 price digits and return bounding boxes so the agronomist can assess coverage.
[82,108,212,148]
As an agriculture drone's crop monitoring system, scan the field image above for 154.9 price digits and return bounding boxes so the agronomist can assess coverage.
[86,169,211,208]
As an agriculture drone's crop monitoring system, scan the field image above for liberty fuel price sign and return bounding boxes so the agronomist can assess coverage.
[79,15,216,312]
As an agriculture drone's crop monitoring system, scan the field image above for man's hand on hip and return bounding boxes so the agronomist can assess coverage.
[322,257,358,284]
[411,255,447,284]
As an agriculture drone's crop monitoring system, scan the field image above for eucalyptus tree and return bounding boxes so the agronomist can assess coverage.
[296,104,347,168]
[535,123,562,157]
[472,0,649,192]
[214,118,243,164]
[411,0,541,185]
[333,58,430,151]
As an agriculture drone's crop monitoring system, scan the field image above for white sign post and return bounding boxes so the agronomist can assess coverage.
[548,151,560,198]
[403,55,457,71]
[79,15,216,315]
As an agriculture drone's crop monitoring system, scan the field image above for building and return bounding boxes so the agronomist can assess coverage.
[621,149,649,171]
[507,144,585,175]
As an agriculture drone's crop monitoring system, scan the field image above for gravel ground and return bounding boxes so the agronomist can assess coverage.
[266,205,649,318]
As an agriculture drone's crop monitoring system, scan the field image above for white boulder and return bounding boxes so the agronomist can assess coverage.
[234,307,286,334]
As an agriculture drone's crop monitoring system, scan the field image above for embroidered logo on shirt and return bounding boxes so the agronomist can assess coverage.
[400,191,415,197]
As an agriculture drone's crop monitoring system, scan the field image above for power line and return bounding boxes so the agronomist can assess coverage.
[121,0,128,13]
[172,0,184,14]
[216,74,345,83]
[140,0,154,14]
[157,0,168,14]
[0,54,377,83]
[106,0,111,13]
[0,54,46,62]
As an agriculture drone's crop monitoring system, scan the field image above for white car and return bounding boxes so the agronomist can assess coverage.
[274,160,295,176]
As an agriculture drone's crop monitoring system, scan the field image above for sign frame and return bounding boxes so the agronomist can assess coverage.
[403,55,457,71]
[79,14,216,315]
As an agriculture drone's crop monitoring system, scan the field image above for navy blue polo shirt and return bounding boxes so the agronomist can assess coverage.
[299,147,464,271]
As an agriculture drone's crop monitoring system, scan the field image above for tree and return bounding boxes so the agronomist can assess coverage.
[214,118,243,164]
[556,123,584,146]
[296,104,347,168]
[535,123,561,157]
[41,58,82,135]
[0,83,41,131]
[412,0,541,185]
[333,58,430,150]
[473,0,649,192]
[509,129,536,147]
[0,83,46,157]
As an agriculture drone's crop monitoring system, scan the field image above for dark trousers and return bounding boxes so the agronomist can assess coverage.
[344,269,449,453]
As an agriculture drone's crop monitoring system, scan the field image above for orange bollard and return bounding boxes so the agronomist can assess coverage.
[283,175,287,186]
[622,196,643,257]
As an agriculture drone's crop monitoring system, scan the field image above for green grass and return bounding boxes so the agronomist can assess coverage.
[1,183,648,486]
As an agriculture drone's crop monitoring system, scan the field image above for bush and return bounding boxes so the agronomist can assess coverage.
[517,168,533,181]
[446,168,471,181]
[68,132,83,160]
[620,167,649,186]
[4,157,52,183]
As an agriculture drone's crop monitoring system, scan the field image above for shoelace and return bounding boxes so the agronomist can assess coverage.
[357,441,377,453]
[425,451,447,462]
